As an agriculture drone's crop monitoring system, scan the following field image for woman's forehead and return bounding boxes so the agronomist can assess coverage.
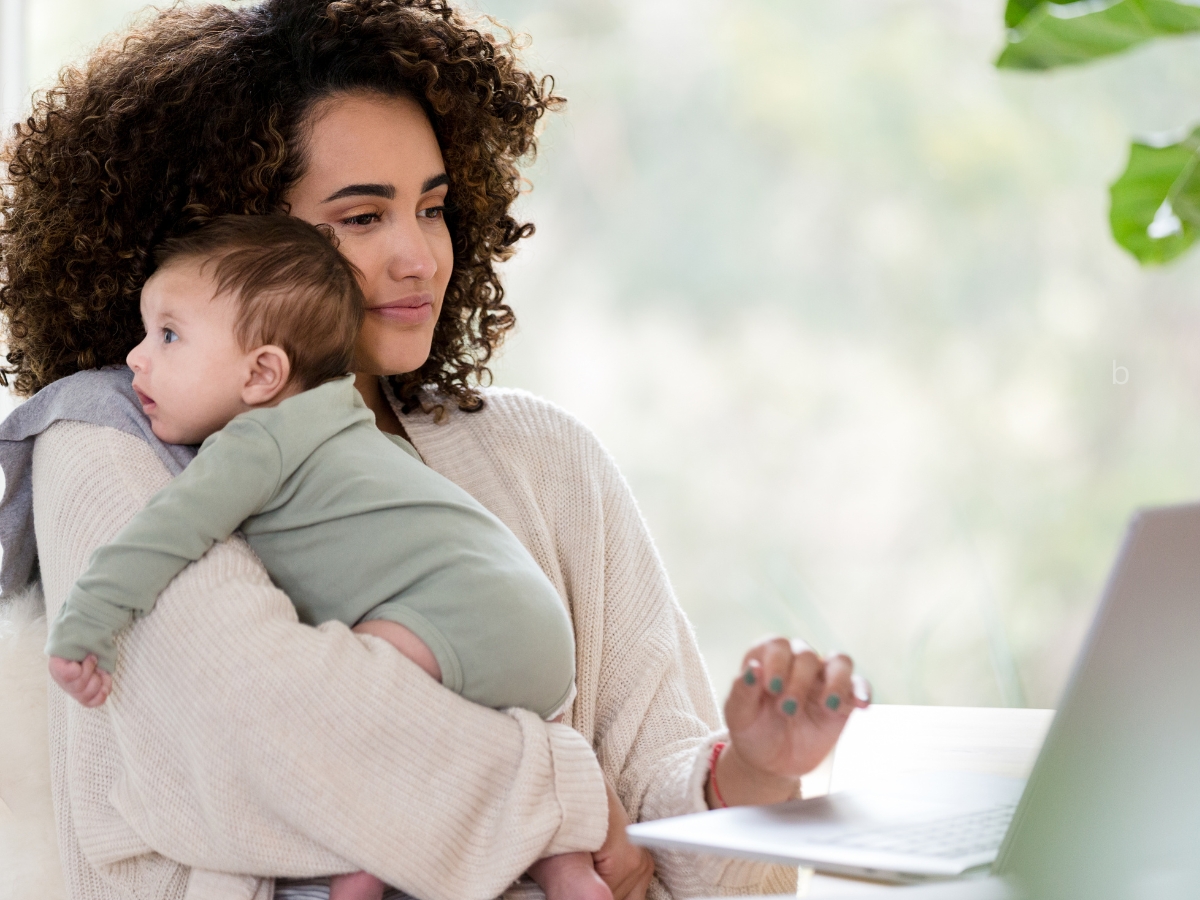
[299,92,445,194]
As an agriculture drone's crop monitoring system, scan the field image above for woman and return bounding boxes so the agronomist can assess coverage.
[0,1,867,898]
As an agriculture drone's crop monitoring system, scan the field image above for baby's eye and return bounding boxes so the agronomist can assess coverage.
[162,328,179,344]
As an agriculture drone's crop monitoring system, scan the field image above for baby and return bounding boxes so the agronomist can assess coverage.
[45,215,611,900]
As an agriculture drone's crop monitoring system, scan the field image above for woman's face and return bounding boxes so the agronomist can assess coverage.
[284,91,454,377]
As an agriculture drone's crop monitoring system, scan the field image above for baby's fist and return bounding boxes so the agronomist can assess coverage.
[49,654,112,707]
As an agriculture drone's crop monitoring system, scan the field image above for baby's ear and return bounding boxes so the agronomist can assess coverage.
[243,345,293,406]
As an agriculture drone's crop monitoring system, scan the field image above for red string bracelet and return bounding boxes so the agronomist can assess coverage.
[708,741,728,808]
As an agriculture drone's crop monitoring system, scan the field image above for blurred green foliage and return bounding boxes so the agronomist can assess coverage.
[1005,0,1083,29]
[998,0,1200,71]
[998,1,1200,265]
[1109,129,1200,263]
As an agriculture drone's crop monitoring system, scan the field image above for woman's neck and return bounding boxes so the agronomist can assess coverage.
[353,373,408,438]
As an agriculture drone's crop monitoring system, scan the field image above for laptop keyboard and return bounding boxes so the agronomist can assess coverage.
[807,803,1018,859]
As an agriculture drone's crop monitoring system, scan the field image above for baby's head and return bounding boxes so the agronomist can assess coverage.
[127,214,364,444]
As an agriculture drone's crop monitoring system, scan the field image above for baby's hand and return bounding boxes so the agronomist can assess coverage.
[49,654,112,707]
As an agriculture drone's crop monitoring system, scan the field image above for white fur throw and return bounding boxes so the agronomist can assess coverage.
[0,585,65,900]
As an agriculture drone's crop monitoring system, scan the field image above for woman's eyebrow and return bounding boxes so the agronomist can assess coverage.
[320,174,449,204]
[421,173,450,193]
[321,183,396,203]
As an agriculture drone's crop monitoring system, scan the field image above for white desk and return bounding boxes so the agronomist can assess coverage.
[799,705,1054,898]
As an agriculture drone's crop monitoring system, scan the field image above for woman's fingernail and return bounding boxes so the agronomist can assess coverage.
[825,694,842,711]
[769,677,784,694]
[782,698,798,715]
[743,669,757,686]
[852,674,872,704]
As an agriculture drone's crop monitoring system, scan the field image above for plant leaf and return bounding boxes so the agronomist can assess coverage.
[1005,0,1083,29]
[1109,128,1200,264]
[997,0,1200,71]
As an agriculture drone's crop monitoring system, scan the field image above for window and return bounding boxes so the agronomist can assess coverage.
[7,1,1200,709]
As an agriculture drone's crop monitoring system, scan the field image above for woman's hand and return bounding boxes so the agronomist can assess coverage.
[713,637,871,808]
[593,780,654,900]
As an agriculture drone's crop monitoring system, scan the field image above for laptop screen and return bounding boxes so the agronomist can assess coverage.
[994,503,1200,899]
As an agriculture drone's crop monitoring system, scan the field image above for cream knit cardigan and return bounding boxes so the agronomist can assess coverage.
[27,386,796,900]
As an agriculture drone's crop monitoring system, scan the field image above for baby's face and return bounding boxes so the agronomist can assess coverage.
[127,259,254,445]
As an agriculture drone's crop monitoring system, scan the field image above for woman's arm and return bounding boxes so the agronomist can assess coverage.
[443,391,799,899]
[34,421,607,900]
[598,599,801,898]
[572,435,798,897]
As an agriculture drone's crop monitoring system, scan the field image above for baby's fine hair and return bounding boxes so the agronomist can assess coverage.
[153,215,363,390]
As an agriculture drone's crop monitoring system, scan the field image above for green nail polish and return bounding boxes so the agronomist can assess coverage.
[825,695,841,711]
[782,698,798,715]
[769,677,784,694]
[743,669,756,686]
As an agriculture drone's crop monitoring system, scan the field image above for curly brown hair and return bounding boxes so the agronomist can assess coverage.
[0,0,562,410]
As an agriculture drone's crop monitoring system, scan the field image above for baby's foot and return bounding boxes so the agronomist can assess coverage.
[328,870,385,900]
[528,851,613,900]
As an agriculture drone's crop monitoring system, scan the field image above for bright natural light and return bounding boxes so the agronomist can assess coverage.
[7,0,1200,711]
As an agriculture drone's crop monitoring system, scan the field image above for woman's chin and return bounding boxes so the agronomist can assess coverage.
[355,334,436,380]
[355,351,434,380]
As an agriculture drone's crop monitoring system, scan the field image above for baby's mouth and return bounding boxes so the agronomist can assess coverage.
[132,386,156,412]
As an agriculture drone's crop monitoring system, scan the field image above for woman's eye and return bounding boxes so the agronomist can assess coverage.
[342,212,381,227]
[162,328,178,344]
[420,206,446,221]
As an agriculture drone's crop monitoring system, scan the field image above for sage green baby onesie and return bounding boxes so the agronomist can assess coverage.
[45,376,575,718]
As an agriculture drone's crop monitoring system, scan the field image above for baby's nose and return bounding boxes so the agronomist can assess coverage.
[126,341,148,372]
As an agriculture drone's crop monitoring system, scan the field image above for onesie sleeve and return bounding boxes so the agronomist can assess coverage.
[45,418,282,671]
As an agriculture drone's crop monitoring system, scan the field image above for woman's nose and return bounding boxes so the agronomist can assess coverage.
[386,220,439,283]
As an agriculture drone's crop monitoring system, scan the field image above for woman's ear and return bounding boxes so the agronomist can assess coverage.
[242,345,292,406]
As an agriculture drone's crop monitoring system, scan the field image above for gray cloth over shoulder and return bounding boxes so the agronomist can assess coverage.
[0,366,196,596]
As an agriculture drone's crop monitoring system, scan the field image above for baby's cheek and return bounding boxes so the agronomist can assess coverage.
[148,418,180,444]
[148,408,197,446]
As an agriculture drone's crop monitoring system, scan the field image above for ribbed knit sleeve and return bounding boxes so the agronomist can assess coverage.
[33,421,607,900]
[401,389,799,898]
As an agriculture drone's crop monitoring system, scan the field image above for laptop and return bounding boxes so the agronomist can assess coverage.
[628,502,1200,897]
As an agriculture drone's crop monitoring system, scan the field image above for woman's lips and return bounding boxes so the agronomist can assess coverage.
[367,294,434,326]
